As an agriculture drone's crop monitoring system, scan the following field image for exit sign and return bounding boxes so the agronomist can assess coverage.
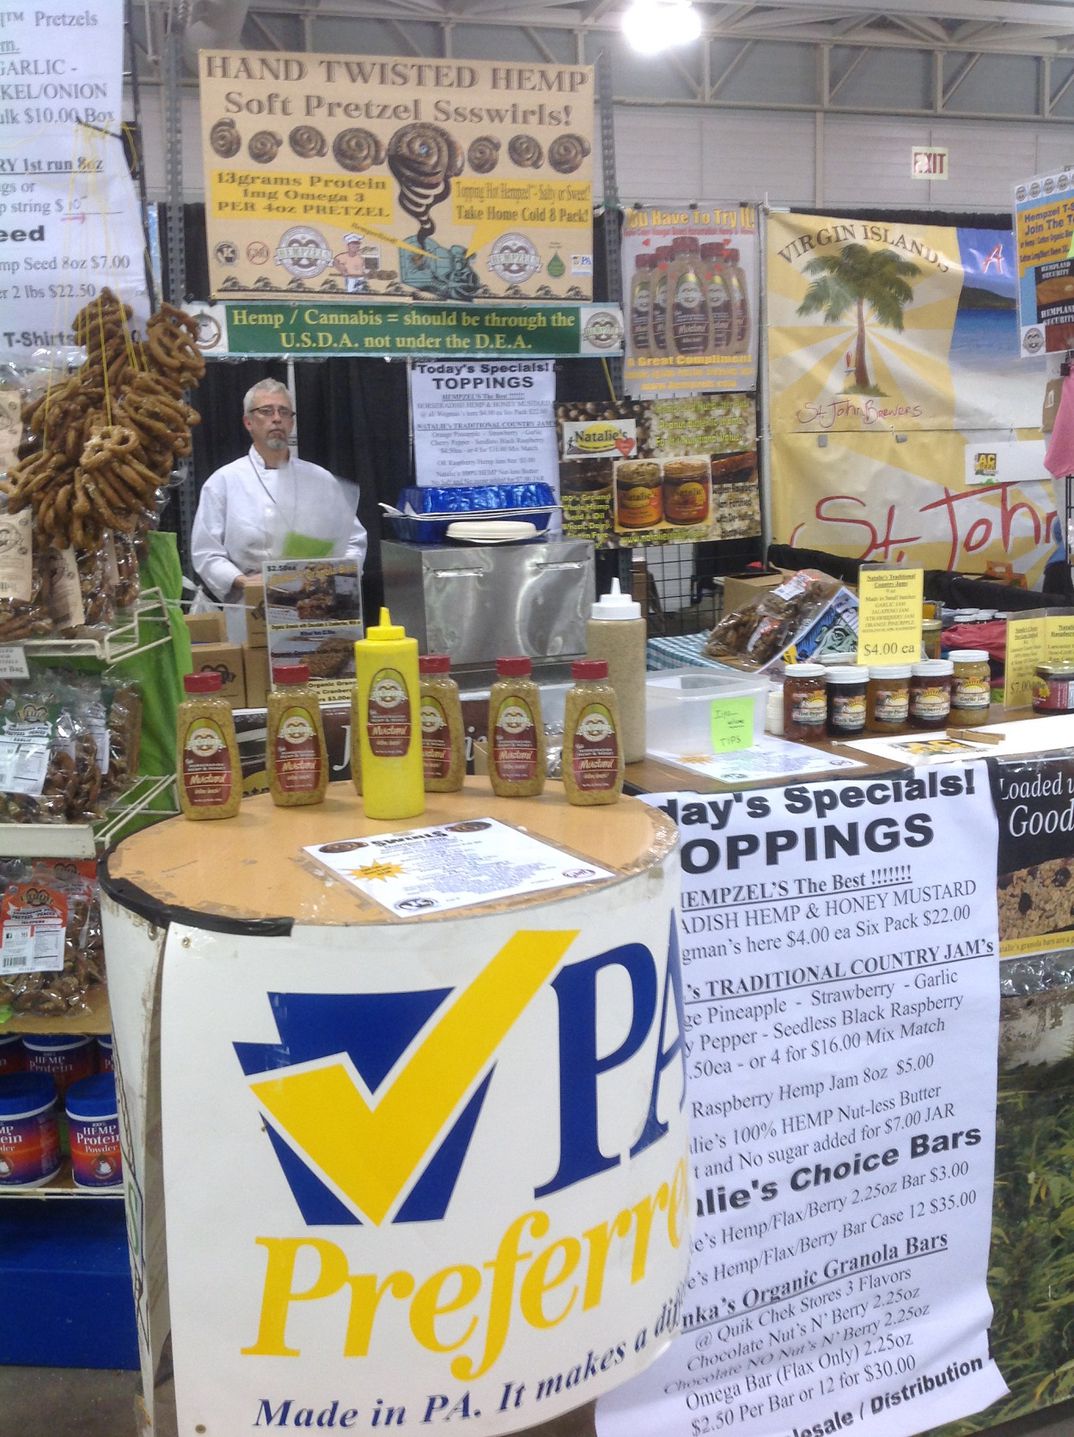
[912,146,949,179]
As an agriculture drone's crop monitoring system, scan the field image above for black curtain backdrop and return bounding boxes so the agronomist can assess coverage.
[164,202,759,607]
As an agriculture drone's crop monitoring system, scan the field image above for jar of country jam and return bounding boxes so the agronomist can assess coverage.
[1033,663,1074,714]
[662,459,711,526]
[909,660,953,729]
[867,665,912,734]
[782,664,827,742]
[826,665,869,738]
[921,619,942,661]
[949,649,991,726]
[614,461,663,529]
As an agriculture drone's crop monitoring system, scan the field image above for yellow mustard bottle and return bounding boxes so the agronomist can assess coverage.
[349,682,362,795]
[354,607,425,821]
[176,671,242,820]
[266,663,328,807]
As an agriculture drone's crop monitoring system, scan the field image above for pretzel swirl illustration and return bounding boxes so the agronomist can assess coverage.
[209,118,241,158]
[508,134,543,168]
[333,127,385,172]
[467,136,500,174]
[289,125,327,159]
[247,130,282,164]
[387,123,464,242]
[548,133,591,174]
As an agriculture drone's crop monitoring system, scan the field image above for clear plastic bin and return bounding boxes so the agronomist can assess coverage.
[646,666,769,754]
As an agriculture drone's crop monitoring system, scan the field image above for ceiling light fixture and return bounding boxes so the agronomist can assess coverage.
[621,0,703,54]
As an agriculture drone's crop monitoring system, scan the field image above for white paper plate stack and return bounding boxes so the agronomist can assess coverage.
[445,520,539,544]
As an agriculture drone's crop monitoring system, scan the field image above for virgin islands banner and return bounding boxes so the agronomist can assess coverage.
[766,213,1054,579]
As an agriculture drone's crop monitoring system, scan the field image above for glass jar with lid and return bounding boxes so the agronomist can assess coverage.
[867,665,912,734]
[783,664,827,742]
[949,649,991,726]
[826,665,869,738]
[1033,663,1074,715]
[909,660,954,729]
[921,619,942,661]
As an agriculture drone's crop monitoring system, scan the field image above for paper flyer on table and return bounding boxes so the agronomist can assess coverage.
[597,765,1007,1437]
[648,737,867,784]
[304,816,615,916]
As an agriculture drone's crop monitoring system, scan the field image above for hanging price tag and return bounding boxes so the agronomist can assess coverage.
[0,646,29,680]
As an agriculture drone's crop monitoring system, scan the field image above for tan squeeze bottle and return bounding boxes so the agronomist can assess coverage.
[176,671,242,820]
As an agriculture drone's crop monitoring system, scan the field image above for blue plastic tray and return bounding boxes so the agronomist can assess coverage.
[389,484,557,543]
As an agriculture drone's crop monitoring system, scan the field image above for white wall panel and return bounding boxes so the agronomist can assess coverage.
[142,89,205,202]
[934,124,1038,208]
[943,53,1039,118]
[698,111,815,208]
[717,43,816,107]
[822,116,930,208]
[139,88,1074,218]
[613,109,705,202]
[1035,130,1074,175]
[831,47,932,115]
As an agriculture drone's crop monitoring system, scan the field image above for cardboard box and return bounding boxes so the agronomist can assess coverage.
[721,570,788,615]
[184,611,226,644]
[243,644,270,708]
[244,578,267,648]
[189,642,245,707]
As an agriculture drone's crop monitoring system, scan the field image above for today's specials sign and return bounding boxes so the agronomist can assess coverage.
[198,51,595,304]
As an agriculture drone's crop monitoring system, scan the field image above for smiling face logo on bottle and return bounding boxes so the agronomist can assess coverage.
[367,667,412,757]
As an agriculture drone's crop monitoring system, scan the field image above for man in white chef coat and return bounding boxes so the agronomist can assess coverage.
[191,378,367,606]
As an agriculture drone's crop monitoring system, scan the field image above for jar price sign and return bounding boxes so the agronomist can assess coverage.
[857,567,925,665]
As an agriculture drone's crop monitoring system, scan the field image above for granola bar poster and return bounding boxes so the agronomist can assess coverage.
[263,557,363,704]
[198,51,594,303]
[989,753,1074,958]
[622,205,758,397]
[557,394,760,549]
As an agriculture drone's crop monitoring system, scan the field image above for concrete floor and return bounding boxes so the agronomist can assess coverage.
[0,1373,1071,1437]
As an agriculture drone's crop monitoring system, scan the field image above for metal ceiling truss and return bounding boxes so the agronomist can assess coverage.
[133,0,1074,123]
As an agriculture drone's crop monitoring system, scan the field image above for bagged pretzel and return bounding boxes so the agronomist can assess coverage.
[0,859,105,1016]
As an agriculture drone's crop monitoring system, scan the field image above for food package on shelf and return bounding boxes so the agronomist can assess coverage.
[111,532,141,610]
[0,858,105,1017]
[704,568,845,671]
[103,681,142,798]
[0,525,52,642]
[0,289,205,638]
[3,290,205,552]
[0,672,103,823]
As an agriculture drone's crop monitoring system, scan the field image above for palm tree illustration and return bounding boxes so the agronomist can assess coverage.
[796,244,920,394]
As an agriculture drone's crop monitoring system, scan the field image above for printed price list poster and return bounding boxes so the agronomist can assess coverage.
[599,768,1008,1437]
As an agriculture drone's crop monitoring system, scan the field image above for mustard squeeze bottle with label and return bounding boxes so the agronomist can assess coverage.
[176,671,242,820]
[267,663,328,807]
[488,657,546,797]
[354,608,425,821]
[562,659,623,806]
[419,654,465,793]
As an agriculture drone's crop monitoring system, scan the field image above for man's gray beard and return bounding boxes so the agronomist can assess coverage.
[264,435,288,451]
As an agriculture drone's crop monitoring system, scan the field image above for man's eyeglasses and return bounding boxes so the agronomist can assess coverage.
[249,405,293,419]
